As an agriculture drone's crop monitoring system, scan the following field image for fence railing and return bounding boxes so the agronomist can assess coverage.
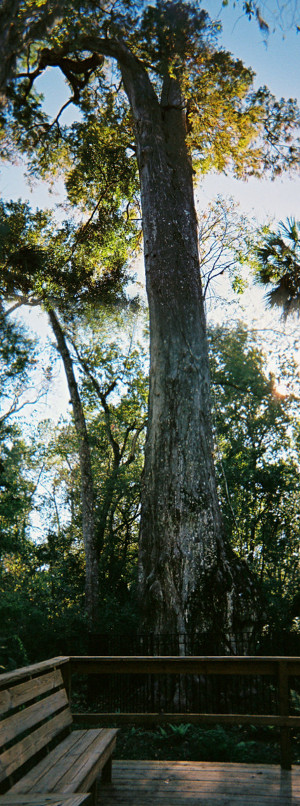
[68,655,300,770]
[1,655,299,770]
[88,630,300,657]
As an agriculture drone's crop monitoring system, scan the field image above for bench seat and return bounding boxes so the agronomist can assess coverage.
[0,659,117,804]
[9,728,117,795]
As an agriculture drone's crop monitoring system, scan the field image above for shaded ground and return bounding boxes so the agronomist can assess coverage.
[115,724,300,765]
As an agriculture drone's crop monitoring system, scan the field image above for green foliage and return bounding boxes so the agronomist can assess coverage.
[0,562,88,662]
[255,218,300,318]
[116,723,282,763]
[44,308,148,629]
[0,300,103,660]
[0,441,89,663]
[4,307,147,647]
[136,1,217,78]
[198,197,257,299]
[1,0,299,186]
[0,306,36,398]
[0,426,34,553]
[0,198,136,318]
[168,723,190,739]
[0,634,28,672]
[65,100,138,211]
[1,307,299,660]
[209,323,300,630]
[0,311,37,558]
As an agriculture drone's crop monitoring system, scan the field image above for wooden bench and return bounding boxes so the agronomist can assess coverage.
[0,658,117,804]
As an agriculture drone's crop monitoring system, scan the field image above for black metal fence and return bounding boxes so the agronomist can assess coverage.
[82,630,300,714]
[88,629,300,657]
[84,669,280,716]
[70,655,300,769]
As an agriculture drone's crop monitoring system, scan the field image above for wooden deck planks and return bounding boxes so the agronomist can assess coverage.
[98,761,300,805]
[10,728,118,795]
[0,795,92,806]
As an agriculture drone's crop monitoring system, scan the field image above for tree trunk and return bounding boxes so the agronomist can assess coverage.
[119,56,258,640]
[0,0,22,101]
[0,0,65,102]
[48,307,99,628]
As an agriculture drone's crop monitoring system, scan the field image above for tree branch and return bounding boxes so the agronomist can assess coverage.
[71,341,121,464]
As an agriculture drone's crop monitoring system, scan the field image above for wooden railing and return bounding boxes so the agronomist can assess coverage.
[68,655,300,770]
[1,655,299,770]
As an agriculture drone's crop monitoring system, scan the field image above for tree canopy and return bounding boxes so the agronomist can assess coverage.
[1,0,299,639]
[1,316,299,665]
[255,218,300,318]
[1,1,299,181]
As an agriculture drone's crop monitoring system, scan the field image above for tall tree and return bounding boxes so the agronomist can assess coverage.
[36,318,147,634]
[0,198,134,626]
[1,0,299,637]
[47,307,99,626]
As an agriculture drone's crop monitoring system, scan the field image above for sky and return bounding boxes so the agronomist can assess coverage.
[1,0,300,417]
[1,0,299,221]
[200,0,300,222]
[198,1,300,365]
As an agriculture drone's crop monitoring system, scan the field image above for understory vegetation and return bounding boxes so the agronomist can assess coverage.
[115,723,300,764]
[0,0,299,766]
[1,313,299,668]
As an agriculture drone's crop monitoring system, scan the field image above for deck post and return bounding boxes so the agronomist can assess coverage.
[278,660,291,770]
[101,756,112,783]
[61,657,72,702]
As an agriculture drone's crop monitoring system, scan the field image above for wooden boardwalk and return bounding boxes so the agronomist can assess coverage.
[98,760,300,805]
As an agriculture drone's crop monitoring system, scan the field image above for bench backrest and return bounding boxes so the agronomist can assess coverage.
[0,665,72,792]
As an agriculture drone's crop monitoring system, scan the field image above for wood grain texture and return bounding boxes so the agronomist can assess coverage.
[0,659,69,687]
[0,659,116,800]
[10,729,118,795]
[59,731,117,793]
[69,656,300,676]
[0,671,64,717]
[0,795,91,806]
[98,760,300,805]
[10,733,91,793]
[0,708,72,783]
[279,661,292,770]
[0,689,69,746]
[73,712,300,727]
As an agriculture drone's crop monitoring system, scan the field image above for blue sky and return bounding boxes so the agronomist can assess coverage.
[0,2,298,533]
[1,3,299,314]
[1,1,299,221]
[0,8,298,577]
[209,0,300,99]
[198,1,300,222]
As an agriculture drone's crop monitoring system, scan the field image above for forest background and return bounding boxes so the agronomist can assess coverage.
[0,0,300,672]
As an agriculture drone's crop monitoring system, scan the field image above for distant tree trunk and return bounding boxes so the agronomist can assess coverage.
[0,0,66,103]
[0,0,21,101]
[119,54,258,639]
[48,307,99,628]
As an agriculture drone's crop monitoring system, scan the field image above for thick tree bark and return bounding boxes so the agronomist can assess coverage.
[34,37,258,642]
[117,54,257,640]
[48,307,99,627]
